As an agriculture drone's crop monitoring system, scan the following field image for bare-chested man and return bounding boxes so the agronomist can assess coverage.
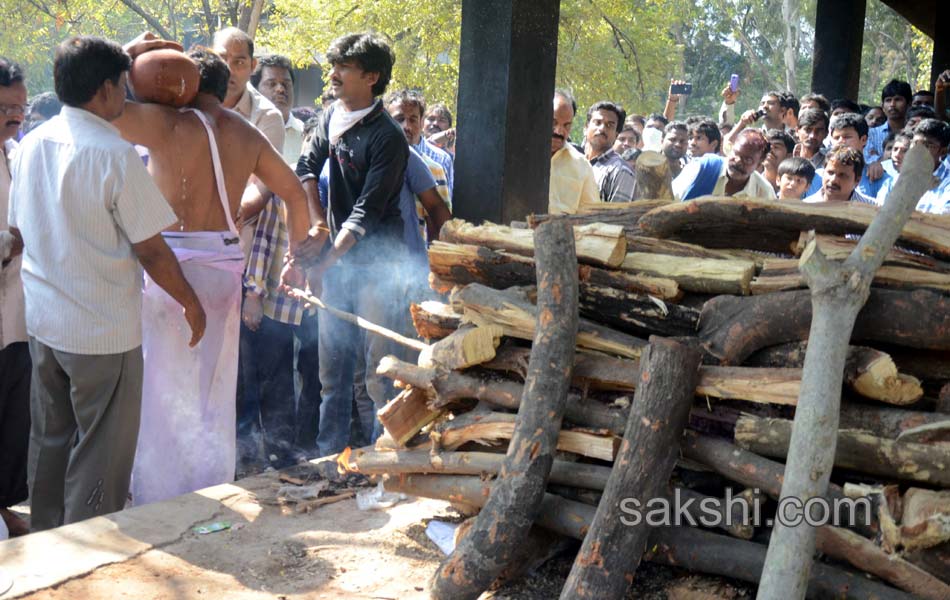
[113,38,313,505]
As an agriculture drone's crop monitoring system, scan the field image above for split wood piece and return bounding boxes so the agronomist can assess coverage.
[436,411,618,462]
[632,150,674,200]
[409,300,462,340]
[792,232,950,273]
[681,432,877,537]
[734,414,950,487]
[577,283,700,338]
[429,218,580,600]
[347,448,612,491]
[376,356,628,435]
[844,483,904,551]
[451,283,646,359]
[897,421,950,443]
[698,288,950,365]
[696,366,801,406]
[427,240,682,300]
[377,387,443,447]
[562,337,702,600]
[751,258,950,295]
[637,196,950,260]
[621,252,756,295]
[745,343,924,405]
[482,345,639,392]
[526,198,672,229]
[901,488,950,551]
[387,474,914,600]
[439,218,627,268]
[417,324,504,370]
[628,236,769,268]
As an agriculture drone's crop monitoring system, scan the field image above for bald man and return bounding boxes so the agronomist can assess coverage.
[673,129,777,200]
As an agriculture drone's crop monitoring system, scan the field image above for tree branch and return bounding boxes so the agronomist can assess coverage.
[756,144,936,599]
[118,0,174,40]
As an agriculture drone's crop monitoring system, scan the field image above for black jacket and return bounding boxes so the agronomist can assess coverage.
[296,100,409,262]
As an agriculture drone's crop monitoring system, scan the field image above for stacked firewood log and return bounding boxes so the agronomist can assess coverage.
[341,196,950,600]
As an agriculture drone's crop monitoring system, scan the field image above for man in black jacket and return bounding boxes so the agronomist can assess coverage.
[295,32,409,456]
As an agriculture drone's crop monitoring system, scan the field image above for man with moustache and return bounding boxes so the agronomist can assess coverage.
[548,89,599,214]
[673,129,776,200]
[804,146,875,204]
[252,54,304,165]
[865,79,911,177]
[661,121,689,177]
[423,103,454,155]
[583,101,635,203]
[795,108,829,170]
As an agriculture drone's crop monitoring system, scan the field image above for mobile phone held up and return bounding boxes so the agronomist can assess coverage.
[670,82,692,96]
[730,74,739,93]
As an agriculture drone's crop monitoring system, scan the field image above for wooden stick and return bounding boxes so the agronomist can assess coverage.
[429,218,580,600]
[289,288,427,352]
[561,337,702,599]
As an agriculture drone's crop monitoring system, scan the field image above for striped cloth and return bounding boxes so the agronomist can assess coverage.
[244,196,312,325]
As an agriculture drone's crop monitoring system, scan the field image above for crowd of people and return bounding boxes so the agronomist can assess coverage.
[0,25,948,541]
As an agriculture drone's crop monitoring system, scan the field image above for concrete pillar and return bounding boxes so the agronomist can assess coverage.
[452,0,560,224]
[810,0,866,101]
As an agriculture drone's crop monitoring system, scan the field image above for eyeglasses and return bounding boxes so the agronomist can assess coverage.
[0,103,27,116]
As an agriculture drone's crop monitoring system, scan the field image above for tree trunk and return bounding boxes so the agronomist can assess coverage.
[429,218,579,600]
[637,197,950,260]
[698,288,950,365]
[735,414,950,487]
[561,337,701,599]
[632,150,674,200]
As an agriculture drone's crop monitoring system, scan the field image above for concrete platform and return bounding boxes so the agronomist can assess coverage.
[0,470,451,599]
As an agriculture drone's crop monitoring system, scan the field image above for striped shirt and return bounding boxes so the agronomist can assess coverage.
[590,149,636,203]
[865,121,894,165]
[244,196,312,325]
[413,139,454,192]
[8,107,178,354]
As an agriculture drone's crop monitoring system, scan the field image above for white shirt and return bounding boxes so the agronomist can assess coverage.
[549,144,601,215]
[0,138,26,349]
[234,82,285,152]
[8,106,178,355]
[282,113,304,167]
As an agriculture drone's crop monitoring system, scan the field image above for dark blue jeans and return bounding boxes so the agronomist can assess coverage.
[316,262,400,457]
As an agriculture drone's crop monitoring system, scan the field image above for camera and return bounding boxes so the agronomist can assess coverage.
[752,108,768,120]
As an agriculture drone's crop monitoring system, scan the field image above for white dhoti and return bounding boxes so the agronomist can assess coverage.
[132,231,244,505]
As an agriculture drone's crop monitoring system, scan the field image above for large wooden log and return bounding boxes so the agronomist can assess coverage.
[481,344,639,392]
[376,356,628,435]
[429,218,579,600]
[436,410,618,462]
[637,196,950,260]
[628,236,770,267]
[578,283,700,338]
[621,252,756,295]
[698,288,950,364]
[427,240,681,299]
[387,474,914,600]
[734,414,950,487]
[561,337,702,599]
[792,232,950,273]
[751,257,950,294]
[451,283,646,359]
[527,198,672,229]
[745,343,923,405]
[632,150,674,200]
[838,403,950,439]
[439,218,627,268]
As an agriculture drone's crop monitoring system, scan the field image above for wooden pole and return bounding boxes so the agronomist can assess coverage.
[429,218,579,600]
[561,337,702,599]
[756,145,935,600]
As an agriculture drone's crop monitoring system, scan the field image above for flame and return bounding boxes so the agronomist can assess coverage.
[336,446,355,474]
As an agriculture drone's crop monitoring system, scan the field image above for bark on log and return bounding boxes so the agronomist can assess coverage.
[526,198,672,230]
[734,414,950,487]
[410,300,462,340]
[578,283,700,338]
[376,356,628,435]
[387,474,914,600]
[637,195,950,260]
[745,343,923,405]
[482,344,640,392]
[429,218,579,600]
[439,218,627,268]
[632,150,674,200]
[904,542,950,585]
[698,288,950,365]
[561,337,702,599]
[751,257,950,295]
[792,232,950,273]
[838,404,950,439]
[628,236,769,267]
[427,240,682,300]
[349,449,612,490]
[451,283,646,359]
[621,252,756,295]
